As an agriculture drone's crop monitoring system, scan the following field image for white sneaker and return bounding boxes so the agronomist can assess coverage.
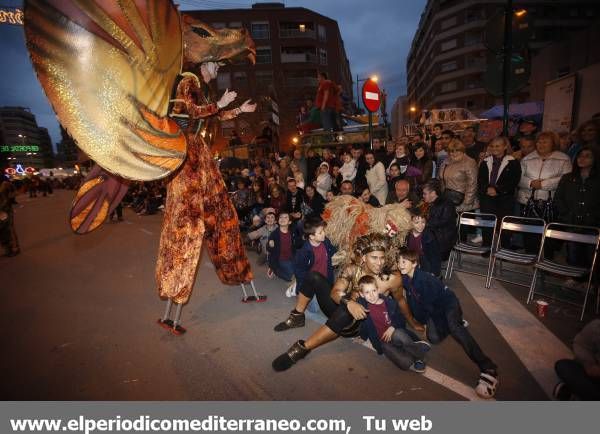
[285,281,297,298]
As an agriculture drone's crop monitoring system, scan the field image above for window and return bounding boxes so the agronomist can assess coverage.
[221,120,235,138]
[441,81,457,93]
[280,21,315,38]
[233,71,248,87]
[440,60,458,72]
[466,9,483,23]
[440,16,457,30]
[217,72,231,90]
[466,54,485,68]
[466,100,476,109]
[465,78,482,89]
[255,70,273,89]
[256,47,272,64]
[251,22,270,39]
[228,21,242,28]
[211,22,225,29]
[464,31,481,47]
[285,69,317,87]
[319,48,327,65]
[318,24,327,41]
[440,39,457,51]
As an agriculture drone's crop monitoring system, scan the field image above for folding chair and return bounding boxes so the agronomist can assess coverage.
[445,212,497,280]
[527,223,600,321]
[485,216,546,289]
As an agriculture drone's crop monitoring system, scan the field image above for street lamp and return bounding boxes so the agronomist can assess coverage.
[356,74,378,112]
[409,106,417,123]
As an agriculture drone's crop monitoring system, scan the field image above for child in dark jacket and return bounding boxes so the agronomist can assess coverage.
[397,248,499,398]
[267,212,298,282]
[274,216,336,329]
[357,275,430,372]
[406,208,441,277]
[290,216,337,296]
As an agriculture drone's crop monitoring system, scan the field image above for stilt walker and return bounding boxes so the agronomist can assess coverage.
[24,0,266,336]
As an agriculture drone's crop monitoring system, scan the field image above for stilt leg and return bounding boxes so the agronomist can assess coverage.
[241,280,267,303]
[170,302,186,335]
[250,280,267,302]
[241,283,251,302]
[157,298,174,330]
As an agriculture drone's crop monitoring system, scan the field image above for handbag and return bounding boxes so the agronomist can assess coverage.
[521,189,557,222]
[444,188,465,206]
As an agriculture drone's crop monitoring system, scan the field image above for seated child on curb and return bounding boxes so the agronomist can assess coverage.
[357,275,431,373]
[406,208,441,277]
[267,211,298,281]
[290,216,337,298]
[247,212,278,265]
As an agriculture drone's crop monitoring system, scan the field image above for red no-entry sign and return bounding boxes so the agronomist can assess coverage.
[362,79,381,113]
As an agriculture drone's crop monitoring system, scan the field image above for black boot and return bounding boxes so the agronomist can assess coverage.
[274,310,305,332]
[272,340,311,371]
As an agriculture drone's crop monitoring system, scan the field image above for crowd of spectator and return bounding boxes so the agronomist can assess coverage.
[2,115,598,399]
[227,116,599,294]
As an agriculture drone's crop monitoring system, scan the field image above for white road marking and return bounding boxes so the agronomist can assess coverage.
[456,272,573,398]
[305,310,489,401]
[139,228,153,235]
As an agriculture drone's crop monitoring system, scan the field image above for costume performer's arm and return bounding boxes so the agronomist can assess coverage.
[219,107,243,121]
[219,99,256,121]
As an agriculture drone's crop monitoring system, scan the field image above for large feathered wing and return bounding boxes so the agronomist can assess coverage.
[24,0,186,181]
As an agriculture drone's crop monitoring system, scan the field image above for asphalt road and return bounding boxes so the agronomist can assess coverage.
[0,190,569,400]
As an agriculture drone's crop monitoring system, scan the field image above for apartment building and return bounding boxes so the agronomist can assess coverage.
[0,106,54,168]
[183,2,353,152]
[406,0,600,120]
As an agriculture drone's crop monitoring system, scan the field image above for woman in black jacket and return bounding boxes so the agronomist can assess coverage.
[555,146,600,271]
[478,136,522,246]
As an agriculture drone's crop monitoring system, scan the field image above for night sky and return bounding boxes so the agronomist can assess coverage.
[0,0,426,149]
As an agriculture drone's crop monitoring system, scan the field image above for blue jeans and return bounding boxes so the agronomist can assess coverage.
[426,299,496,373]
[273,259,294,282]
[381,328,427,370]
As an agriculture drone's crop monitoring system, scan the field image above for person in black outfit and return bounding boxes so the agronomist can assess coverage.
[303,184,325,218]
[555,146,600,272]
[285,177,306,223]
[351,144,369,187]
[477,136,522,246]
[422,179,457,261]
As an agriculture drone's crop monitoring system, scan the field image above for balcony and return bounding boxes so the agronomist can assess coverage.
[285,77,318,87]
[281,52,317,63]
[279,28,316,39]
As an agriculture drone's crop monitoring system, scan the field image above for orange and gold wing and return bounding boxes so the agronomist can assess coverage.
[69,165,130,234]
[24,0,185,181]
